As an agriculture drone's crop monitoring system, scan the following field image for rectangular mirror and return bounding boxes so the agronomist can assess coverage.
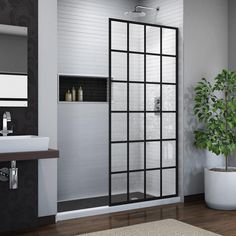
[0,24,28,107]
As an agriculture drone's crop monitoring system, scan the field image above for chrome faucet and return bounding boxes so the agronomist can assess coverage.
[0,111,13,136]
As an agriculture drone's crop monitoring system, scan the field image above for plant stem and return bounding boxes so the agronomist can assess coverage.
[226,156,228,172]
[225,88,228,172]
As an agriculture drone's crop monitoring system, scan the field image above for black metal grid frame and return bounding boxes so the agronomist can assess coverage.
[109,18,178,206]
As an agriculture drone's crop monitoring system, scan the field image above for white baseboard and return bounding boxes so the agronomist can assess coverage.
[56,197,181,222]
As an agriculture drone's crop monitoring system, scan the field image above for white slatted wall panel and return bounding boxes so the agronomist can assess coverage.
[58,0,138,75]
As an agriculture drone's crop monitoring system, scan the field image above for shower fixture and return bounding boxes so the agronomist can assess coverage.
[124,5,159,17]
[154,97,161,114]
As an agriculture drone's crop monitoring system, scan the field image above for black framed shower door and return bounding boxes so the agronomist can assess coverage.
[109,18,178,206]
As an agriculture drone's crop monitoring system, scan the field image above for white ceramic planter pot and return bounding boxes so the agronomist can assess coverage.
[205,168,236,210]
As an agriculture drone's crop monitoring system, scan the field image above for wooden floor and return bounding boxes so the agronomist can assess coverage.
[6,199,236,236]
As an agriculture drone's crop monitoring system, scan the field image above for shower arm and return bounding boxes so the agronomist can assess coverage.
[135,5,160,12]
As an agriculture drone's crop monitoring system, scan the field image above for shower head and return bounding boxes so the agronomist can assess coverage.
[125,5,159,17]
[124,9,146,17]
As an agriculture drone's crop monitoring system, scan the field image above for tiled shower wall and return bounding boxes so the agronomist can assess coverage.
[58,0,138,75]
[58,0,183,201]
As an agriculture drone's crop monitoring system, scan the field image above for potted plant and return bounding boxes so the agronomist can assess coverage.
[193,69,236,210]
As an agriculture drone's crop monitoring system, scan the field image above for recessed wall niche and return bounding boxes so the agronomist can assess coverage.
[58,75,108,102]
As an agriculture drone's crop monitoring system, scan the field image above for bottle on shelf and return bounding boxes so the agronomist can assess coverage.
[78,86,83,101]
[65,90,72,102]
[72,86,76,101]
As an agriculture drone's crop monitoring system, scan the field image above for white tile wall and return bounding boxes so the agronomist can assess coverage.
[146,142,160,168]
[58,0,139,75]
[111,52,127,81]
[111,143,127,172]
[146,170,160,197]
[146,55,160,82]
[111,82,127,110]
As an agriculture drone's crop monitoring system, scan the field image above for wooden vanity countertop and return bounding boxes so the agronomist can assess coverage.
[0,149,59,162]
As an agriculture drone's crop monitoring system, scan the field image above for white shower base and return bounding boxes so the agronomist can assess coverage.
[56,196,181,222]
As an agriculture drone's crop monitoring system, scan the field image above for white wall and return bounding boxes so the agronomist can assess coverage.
[38,0,58,216]
[183,0,228,196]
[228,0,236,167]
[229,0,236,71]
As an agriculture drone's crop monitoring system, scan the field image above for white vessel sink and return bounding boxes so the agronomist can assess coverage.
[0,135,49,153]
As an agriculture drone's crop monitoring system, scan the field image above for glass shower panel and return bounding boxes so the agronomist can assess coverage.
[129,83,144,111]
[111,82,127,111]
[111,52,127,81]
[111,21,127,51]
[129,24,144,52]
[146,113,160,140]
[146,26,160,54]
[111,113,127,141]
[146,84,160,111]
[162,57,176,83]
[130,54,144,82]
[129,142,144,170]
[162,141,176,167]
[146,55,160,82]
[129,171,144,201]
[109,19,178,205]
[146,170,160,198]
[111,173,127,204]
[111,143,127,172]
[162,28,176,55]
[162,169,176,196]
[146,142,160,169]
[162,113,176,139]
[129,113,144,140]
[162,85,176,111]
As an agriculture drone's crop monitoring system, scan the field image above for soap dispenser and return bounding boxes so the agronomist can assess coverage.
[78,86,83,101]
[65,90,72,102]
[72,86,76,101]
